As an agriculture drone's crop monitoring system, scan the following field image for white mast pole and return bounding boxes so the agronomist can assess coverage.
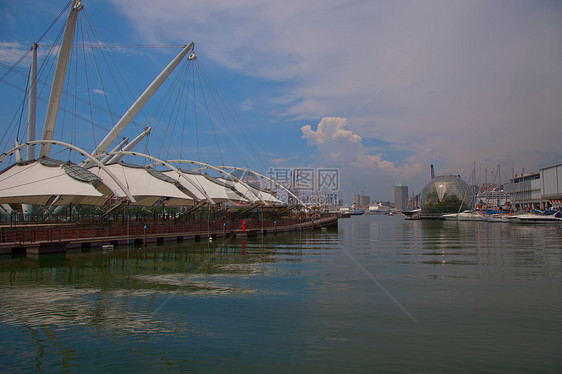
[23,44,38,219]
[83,42,195,167]
[39,0,83,158]
[14,139,23,163]
[27,43,38,160]
[98,137,129,165]
[105,127,151,165]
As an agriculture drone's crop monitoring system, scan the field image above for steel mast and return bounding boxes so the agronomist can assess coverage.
[39,0,83,158]
[82,43,195,168]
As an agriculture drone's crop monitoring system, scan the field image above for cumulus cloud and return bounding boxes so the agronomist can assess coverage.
[302,117,361,146]
[109,1,562,180]
[2,0,559,200]
[301,117,423,184]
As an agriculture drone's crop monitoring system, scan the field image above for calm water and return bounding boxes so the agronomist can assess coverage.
[1,215,561,373]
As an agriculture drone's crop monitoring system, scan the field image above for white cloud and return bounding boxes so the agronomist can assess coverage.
[301,117,423,183]
[0,41,28,64]
[100,1,562,196]
[109,0,562,162]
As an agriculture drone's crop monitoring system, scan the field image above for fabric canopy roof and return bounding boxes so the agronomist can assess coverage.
[218,178,283,205]
[163,170,248,203]
[89,163,195,206]
[0,160,110,206]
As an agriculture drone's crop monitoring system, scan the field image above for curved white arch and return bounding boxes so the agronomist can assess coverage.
[154,159,268,205]
[0,140,136,203]
[101,151,216,204]
[218,165,305,207]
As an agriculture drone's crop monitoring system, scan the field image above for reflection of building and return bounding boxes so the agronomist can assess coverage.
[394,183,408,211]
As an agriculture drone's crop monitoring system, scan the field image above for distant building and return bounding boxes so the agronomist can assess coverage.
[353,194,361,206]
[360,195,370,207]
[504,163,562,210]
[394,183,409,211]
[541,163,562,209]
[420,175,471,214]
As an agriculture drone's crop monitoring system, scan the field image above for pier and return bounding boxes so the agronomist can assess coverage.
[0,216,339,255]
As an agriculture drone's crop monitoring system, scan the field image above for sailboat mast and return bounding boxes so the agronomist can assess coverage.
[27,43,38,160]
[39,0,83,158]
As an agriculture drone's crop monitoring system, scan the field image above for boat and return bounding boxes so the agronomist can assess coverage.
[347,203,365,215]
[511,210,562,224]
[443,210,486,221]
[401,208,422,220]
[349,209,365,215]
[442,212,459,220]
[485,213,510,223]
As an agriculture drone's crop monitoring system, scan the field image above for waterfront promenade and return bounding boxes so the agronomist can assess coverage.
[0,216,338,255]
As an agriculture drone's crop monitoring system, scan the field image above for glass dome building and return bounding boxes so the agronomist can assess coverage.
[420,175,473,214]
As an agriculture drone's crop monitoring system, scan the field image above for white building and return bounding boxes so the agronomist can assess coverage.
[504,163,562,210]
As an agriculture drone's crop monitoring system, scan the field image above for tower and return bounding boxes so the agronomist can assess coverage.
[394,183,409,211]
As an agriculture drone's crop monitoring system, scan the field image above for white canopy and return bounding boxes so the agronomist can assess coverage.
[89,164,195,206]
[218,178,283,205]
[0,160,110,206]
[163,170,248,203]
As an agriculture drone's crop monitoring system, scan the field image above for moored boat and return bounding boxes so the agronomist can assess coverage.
[512,210,562,224]
[444,210,487,221]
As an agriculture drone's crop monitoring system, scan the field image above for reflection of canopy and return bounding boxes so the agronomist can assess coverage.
[163,171,247,203]
[0,159,111,206]
[89,164,195,206]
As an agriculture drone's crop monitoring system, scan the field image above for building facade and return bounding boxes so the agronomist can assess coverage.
[360,195,370,207]
[504,163,562,210]
[540,163,562,208]
[394,183,409,211]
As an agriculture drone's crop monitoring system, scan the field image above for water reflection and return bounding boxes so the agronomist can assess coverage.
[0,217,561,373]
[0,233,331,335]
[338,215,562,280]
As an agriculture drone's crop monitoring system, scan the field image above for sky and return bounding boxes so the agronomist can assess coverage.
[1,0,561,203]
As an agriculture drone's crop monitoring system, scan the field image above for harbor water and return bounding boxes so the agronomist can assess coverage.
[1,215,561,373]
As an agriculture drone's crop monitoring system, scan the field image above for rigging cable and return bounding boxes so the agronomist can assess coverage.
[195,61,226,167]
[0,64,119,134]
[16,64,31,144]
[196,62,269,171]
[195,61,249,170]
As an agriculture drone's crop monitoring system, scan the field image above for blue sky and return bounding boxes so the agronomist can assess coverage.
[1,0,562,203]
